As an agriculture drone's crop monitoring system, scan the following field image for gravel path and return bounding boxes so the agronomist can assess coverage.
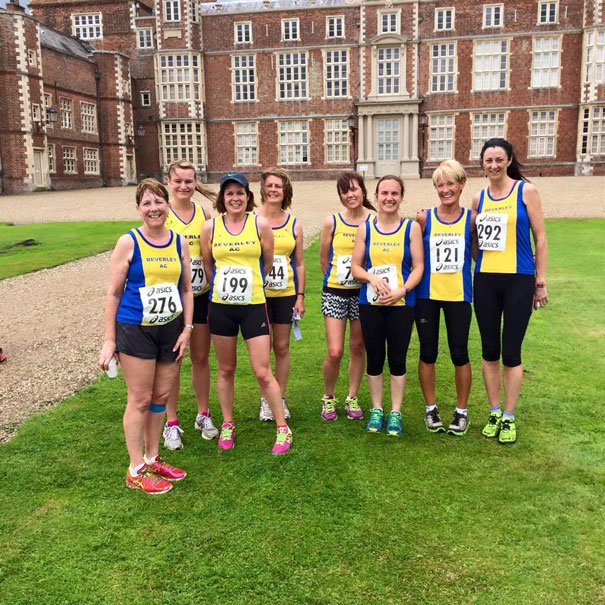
[1,176,604,441]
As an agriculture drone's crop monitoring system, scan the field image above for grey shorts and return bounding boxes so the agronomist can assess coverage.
[321,289,360,321]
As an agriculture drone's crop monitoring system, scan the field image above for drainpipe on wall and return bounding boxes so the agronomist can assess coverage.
[94,68,106,186]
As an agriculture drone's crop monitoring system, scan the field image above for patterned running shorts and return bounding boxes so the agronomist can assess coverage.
[321,289,360,321]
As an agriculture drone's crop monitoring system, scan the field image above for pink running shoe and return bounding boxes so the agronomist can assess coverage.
[146,456,187,481]
[218,422,235,450]
[272,425,292,455]
[344,396,364,420]
[321,396,338,421]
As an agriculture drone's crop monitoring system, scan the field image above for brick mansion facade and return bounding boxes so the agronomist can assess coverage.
[0,0,604,193]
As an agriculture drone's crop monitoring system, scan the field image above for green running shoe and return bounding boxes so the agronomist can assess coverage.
[498,418,517,444]
[366,408,384,433]
[481,411,502,438]
[386,411,403,437]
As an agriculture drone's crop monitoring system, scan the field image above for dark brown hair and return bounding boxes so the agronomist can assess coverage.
[215,177,255,213]
[336,171,376,211]
[375,174,405,196]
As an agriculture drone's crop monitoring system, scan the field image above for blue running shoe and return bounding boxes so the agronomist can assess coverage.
[366,408,384,433]
[386,411,403,437]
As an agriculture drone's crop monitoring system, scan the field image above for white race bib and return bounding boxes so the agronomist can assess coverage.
[366,264,398,303]
[477,213,507,252]
[190,256,207,295]
[265,255,288,290]
[215,265,253,304]
[336,255,357,287]
[139,283,182,325]
[430,234,465,273]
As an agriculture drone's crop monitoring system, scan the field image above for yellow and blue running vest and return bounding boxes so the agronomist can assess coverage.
[117,228,184,326]
[165,202,209,296]
[265,213,298,298]
[417,207,472,302]
[210,212,266,305]
[323,212,362,290]
[475,180,535,275]
[359,216,415,307]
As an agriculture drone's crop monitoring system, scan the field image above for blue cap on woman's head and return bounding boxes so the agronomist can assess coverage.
[219,172,249,190]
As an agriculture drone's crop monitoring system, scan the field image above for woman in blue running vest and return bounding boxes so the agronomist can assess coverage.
[99,179,193,495]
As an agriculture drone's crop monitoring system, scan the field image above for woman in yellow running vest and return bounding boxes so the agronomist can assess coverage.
[472,138,548,445]
[255,168,305,423]
[99,179,193,495]
[201,172,292,456]
[162,160,219,450]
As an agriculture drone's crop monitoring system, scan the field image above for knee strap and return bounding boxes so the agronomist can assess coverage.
[148,402,166,413]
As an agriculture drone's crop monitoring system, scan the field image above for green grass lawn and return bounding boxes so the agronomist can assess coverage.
[0,221,138,280]
[0,220,603,604]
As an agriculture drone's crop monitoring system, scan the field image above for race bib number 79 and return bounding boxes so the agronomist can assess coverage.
[190,255,207,294]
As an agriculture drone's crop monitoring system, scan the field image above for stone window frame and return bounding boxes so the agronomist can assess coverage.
[323,48,349,99]
[277,120,310,165]
[531,35,561,89]
[324,118,349,164]
[434,7,454,32]
[232,54,256,102]
[234,122,259,166]
[472,38,510,92]
[276,51,308,100]
[430,42,457,93]
[470,111,507,160]
[528,109,558,158]
[83,147,100,174]
[482,4,504,29]
[71,13,103,40]
[428,114,455,161]
[62,146,77,174]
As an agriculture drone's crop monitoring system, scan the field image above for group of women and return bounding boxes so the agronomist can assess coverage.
[99,137,548,495]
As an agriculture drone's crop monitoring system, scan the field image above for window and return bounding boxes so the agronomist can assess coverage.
[471,112,506,159]
[538,2,558,24]
[278,121,309,164]
[377,119,399,161]
[473,39,508,91]
[28,49,37,67]
[324,49,348,98]
[83,148,100,174]
[32,104,41,123]
[431,43,456,92]
[48,145,55,173]
[72,13,102,40]
[586,107,605,155]
[277,52,308,100]
[429,114,455,161]
[585,31,605,84]
[435,8,454,31]
[379,11,399,34]
[62,147,77,174]
[164,0,180,22]
[232,54,256,102]
[483,4,503,28]
[44,94,52,108]
[326,16,344,39]
[235,123,258,166]
[80,102,97,134]
[137,28,154,49]
[235,21,252,44]
[377,47,400,95]
[282,19,300,41]
[60,98,73,130]
[324,119,349,163]
[190,0,199,22]
[161,122,205,169]
[528,110,557,157]
[157,53,201,101]
[141,91,151,107]
[532,37,560,88]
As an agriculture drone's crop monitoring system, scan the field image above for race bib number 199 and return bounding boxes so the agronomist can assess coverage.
[215,265,253,304]
[477,213,507,252]
[336,255,357,287]
[139,283,182,325]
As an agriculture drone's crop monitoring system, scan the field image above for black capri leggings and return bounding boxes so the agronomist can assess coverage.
[414,298,472,366]
[359,305,415,376]
[473,273,534,368]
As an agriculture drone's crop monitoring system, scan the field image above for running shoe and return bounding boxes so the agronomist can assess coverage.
[481,411,502,438]
[125,468,173,495]
[345,396,363,420]
[282,397,291,420]
[498,418,517,444]
[366,407,384,433]
[146,456,187,481]
[218,422,236,450]
[272,425,293,455]
[321,396,338,421]
[163,424,184,450]
[447,412,469,436]
[386,411,403,437]
[425,407,445,433]
[194,413,219,440]
[259,397,274,422]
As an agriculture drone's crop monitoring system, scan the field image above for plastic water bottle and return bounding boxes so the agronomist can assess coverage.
[106,357,118,379]
[292,312,302,341]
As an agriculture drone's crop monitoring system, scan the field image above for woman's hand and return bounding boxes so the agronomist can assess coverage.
[379,285,407,306]
[173,328,192,362]
[99,340,117,371]
[534,283,549,309]
[294,295,305,318]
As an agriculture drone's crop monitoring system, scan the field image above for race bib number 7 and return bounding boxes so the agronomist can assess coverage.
[139,283,182,325]
[336,255,358,287]
[215,265,253,304]
[477,213,507,252]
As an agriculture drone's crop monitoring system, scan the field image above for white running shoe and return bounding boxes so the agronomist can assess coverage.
[259,397,274,422]
[163,424,184,450]
[282,397,291,420]
[194,413,219,440]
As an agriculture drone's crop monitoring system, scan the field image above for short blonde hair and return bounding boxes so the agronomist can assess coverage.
[432,160,467,187]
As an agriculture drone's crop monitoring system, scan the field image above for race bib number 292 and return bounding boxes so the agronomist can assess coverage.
[477,213,507,252]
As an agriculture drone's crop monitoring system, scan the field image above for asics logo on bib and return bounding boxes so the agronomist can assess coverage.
[147,285,174,296]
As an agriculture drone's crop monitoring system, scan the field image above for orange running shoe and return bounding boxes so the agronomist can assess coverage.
[146,456,187,481]
[125,468,173,495]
